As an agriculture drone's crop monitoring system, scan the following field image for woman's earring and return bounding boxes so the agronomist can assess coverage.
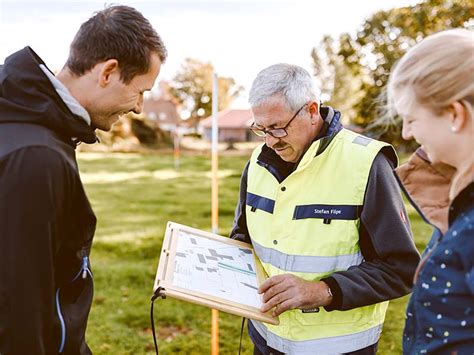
[451,126,458,133]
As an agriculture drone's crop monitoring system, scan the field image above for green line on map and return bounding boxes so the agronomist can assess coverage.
[217,261,256,276]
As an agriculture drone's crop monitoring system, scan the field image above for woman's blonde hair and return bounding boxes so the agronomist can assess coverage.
[387,28,474,117]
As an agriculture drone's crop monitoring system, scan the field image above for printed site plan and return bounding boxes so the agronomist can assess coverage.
[172,229,262,309]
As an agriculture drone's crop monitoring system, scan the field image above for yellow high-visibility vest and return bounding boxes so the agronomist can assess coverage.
[246,129,397,354]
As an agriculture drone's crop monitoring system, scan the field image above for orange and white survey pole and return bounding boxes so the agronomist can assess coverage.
[211,72,219,354]
[173,124,180,170]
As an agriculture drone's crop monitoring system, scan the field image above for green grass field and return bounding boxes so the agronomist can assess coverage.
[78,151,432,354]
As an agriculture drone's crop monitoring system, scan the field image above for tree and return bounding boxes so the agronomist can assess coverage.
[169,58,243,127]
[311,34,365,125]
[311,0,474,143]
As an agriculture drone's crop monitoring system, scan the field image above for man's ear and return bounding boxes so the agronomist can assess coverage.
[308,101,319,116]
[98,59,119,87]
[308,101,320,124]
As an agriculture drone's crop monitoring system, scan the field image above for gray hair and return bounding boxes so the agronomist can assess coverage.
[249,63,320,111]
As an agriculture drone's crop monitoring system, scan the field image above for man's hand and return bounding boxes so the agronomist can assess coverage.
[258,274,333,317]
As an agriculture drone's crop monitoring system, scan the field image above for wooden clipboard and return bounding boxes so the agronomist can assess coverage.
[154,221,279,325]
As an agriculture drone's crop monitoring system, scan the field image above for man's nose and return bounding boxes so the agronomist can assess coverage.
[265,134,280,148]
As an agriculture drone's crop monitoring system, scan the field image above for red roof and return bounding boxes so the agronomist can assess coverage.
[143,98,180,124]
[200,109,253,129]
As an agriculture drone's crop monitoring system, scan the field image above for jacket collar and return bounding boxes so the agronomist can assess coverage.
[395,148,473,232]
[39,64,91,126]
[448,162,474,224]
[449,182,474,225]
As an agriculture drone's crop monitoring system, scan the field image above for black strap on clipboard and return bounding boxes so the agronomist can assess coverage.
[239,317,246,355]
[150,287,166,354]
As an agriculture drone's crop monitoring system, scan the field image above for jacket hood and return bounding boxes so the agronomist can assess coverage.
[396,147,473,233]
[395,148,456,233]
[0,47,97,145]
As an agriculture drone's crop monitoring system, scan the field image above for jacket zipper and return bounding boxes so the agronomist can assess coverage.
[55,289,66,353]
[79,256,92,280]
[56,255,92,353]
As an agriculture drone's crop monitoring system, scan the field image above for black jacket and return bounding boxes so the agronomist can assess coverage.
[0,47,97,354]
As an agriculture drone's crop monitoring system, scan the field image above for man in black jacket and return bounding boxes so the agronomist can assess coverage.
[0,5,166,354]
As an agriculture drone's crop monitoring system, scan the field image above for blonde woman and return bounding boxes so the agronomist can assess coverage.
[387,29,473,353]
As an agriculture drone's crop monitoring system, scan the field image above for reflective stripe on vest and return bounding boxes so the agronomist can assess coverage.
[246,129,396,352]
[252,239,363,273]
[251,319,383,355]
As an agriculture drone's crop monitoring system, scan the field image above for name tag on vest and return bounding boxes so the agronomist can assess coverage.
[246,192,275,214]
[293,204,362,220]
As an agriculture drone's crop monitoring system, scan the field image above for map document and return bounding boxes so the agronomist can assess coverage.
[173,229,262,309]
[154,222,279,324]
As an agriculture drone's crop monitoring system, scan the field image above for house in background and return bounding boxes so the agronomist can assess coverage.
[143,82,199,136]
[199,109,261,142]
[143,97,180,132]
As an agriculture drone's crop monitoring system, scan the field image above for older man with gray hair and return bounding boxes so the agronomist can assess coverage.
[230,63,419,354]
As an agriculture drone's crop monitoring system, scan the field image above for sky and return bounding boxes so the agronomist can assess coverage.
[0,0,420,107]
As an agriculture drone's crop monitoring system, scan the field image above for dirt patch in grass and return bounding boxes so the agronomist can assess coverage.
[142,325,192,342]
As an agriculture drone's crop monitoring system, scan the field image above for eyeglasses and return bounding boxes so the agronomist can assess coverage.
[250,103,308,138]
